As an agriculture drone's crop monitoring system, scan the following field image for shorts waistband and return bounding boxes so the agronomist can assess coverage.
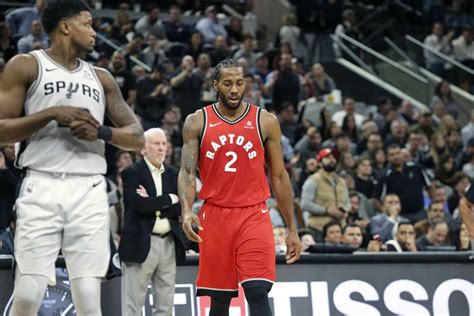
[28,169,99,179]
[151,231,171,239]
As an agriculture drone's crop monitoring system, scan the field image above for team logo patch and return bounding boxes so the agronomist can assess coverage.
[244,120,254,129]
[27,182,33,193]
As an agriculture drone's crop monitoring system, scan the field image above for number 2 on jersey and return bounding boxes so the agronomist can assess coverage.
[224,151,237,172]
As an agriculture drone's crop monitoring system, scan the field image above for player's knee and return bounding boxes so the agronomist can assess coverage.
[71,277,101,316]
[11,275,47,315]
[243,285,270,304]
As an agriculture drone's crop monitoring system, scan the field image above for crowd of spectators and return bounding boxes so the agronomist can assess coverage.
[0,0,473,256]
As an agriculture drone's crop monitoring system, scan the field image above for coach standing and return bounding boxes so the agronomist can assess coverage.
[119,128,186,315]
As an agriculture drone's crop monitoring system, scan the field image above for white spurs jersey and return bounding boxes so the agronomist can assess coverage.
[17,50,107,175]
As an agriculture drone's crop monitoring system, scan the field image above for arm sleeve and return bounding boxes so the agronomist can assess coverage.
[300,178,327,215]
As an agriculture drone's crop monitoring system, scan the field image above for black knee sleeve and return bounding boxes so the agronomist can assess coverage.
[209,296,232,316]
[243,285,273,316]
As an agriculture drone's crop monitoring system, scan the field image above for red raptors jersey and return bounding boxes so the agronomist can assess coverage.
[198,103,270,207]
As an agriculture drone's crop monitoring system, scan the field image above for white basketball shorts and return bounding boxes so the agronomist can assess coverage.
[14,170,110,285]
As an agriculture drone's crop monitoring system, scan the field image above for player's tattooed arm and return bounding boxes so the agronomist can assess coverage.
[178,111,203,242]
[0,55,99,143]
[261,110,302,263]
[95,67,144,151]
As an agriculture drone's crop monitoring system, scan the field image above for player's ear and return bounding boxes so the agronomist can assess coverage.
[213,80,218,91]
[59,21,71,35]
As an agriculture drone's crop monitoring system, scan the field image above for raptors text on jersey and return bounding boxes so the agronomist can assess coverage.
[198,103,270,207]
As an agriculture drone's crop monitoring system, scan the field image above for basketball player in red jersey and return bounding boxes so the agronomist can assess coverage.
[178,58,302,316]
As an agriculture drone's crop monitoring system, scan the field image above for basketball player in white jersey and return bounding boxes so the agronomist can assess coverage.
[0,1,144,315]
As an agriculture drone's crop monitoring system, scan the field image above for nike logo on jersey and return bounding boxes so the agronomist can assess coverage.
[92,180,102,188]
[45,68,57,72]
[261,208,269,214]
[209,122,222,127]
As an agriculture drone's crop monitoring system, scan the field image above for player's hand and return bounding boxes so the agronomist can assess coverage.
[51,106,100,128]
[285,229,302,264]
[69,120,99,141]
[182,210,203,243]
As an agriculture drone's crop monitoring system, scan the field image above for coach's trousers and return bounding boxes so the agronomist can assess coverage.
[121,235,176,316]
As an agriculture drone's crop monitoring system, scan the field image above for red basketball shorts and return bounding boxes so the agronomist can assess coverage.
[196,201,276,297]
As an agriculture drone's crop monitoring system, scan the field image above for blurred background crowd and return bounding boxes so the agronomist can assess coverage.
[0,0,473,255]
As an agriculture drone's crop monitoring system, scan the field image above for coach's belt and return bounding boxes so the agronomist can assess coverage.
[151,231,171,239]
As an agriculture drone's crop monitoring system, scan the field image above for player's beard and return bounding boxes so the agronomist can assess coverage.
[217,89,244,110]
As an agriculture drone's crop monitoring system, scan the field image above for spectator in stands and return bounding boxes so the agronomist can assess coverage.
[0,23,17,62]
[430,81,459,118]
[363,132,383,156]
[346,191,370,230]
[135,4,168,43]
[0,217,14,255]
[373,97,393,132]
[195,5,228,44]
[356,121,379,154]
[211,35,231,66]
[332,97,364,128]
[333,9,363,57]
[385,222,418,252]
[161,107,183,149]
[450,221,472,251]
[17,20,48,54]
[432,183,450,214]
[278,102,302,145]
[410,109,436,142]
[342,224,364,251]
[385,119,408,148]
[250,53,269,85]
[273,226,287,253]
[0,147,16,233]
[301,148,350,238]
[110,51,136,107]
[448,173,471,214]
[277,13,306,62]
[6,0,45,38]
[170,55,204,119]
[123,33,145,66]
[294,126,321,167]
[430,132,449,167]
[462,147,474,179]
[435,154,457,187]
[374,144,431,222]
[265,53,300,111]
[354,157,377,199]
[452,25,474,64]
[423,22,454,75]
[298,230,316,252]
[163,5,193,44]
[304,63,336,100]
[461,111,474,146]
[369,147,387,178]
[322,221,343,246]
[233,33,257,69]
[369,193,409,242]
[225,16,243,46]
[141,33,168,69]
[399,100,418,126]
[187,31,204,60]
[416,219,450,251]
[135,65,171,130]
[193,53,215,102]
[338,151,356,174]
[295,158,318,197]
[341,114,359,143]
[334,134,353,156]
[406,130,434,169]
[446,128,463,162]
[243,74,265,108]
[414,200,446,238]
[110,8,133,46]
